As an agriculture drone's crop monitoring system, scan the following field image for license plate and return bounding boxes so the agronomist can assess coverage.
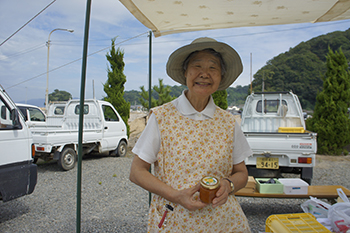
[256,157,279,169]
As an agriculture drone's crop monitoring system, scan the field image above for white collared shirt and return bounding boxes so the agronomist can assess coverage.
[132,90,252,164]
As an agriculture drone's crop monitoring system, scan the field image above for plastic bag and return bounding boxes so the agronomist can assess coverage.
[328,202,350,233]
[301,196,331,218]
[328,188,350,233]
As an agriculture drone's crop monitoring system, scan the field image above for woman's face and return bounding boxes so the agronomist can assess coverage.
[184,51,222,99]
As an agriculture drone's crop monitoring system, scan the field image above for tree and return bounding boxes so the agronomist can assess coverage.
[139,80,231,110]
[104,38,130,137]
[170,85,187,97]
[48,89,72,102]
[212,90,228,110]
[124,90,142,106]
[139,79,176,109]
[306,47,350,155]
[226,85,249,107]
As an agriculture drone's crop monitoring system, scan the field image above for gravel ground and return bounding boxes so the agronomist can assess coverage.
[1,153,349,233]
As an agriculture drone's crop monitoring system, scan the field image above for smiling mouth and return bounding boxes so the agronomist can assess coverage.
[195,82,211,86]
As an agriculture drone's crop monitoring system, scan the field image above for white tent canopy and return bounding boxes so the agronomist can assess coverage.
[119,0,350,37]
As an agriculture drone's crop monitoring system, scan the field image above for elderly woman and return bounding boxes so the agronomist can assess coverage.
[130,37,252,232]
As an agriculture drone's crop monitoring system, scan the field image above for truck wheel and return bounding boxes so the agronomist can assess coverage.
[301,167,313,185]
[58,148,77,171]
[116,141,127,157]
[302,178,312,185]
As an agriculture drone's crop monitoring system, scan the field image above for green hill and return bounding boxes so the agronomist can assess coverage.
[252,28,350,110]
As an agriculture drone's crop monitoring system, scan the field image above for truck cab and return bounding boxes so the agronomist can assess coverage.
[0,86,37,202]
[16,103,46,127]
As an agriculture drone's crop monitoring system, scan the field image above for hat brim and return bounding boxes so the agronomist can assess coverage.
[166,40,243,91]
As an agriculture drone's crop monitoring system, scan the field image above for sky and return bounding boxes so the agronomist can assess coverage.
[1,0,350,107]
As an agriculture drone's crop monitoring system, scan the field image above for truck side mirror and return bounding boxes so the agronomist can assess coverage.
[11,108,22,129]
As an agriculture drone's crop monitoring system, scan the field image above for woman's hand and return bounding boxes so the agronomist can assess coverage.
[211,161,249,208]
[130,156,208,211]
[211,179,231,208]
[175,183,208,211]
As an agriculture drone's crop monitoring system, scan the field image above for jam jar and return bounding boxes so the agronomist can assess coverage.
[199,176,220,204]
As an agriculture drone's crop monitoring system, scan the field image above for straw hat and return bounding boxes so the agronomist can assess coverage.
[166,37,243,91]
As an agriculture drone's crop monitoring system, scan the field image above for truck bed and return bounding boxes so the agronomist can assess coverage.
[244,131,317,167]
[30,115,103,145]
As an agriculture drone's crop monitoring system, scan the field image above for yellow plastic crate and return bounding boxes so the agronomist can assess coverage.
[265,213,331,233]
[278,127,305,133]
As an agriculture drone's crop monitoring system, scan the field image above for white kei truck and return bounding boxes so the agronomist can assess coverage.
[240,91,317,184]
[0,85,37,202]
[16,103,47,127]
[30,99,128,171]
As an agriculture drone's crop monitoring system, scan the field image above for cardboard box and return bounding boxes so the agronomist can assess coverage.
[278,178,309,195]
[255,178,284,194]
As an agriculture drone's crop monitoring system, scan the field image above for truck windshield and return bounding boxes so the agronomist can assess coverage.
[18,106,46,122]
[28,107,45,122]
[256,100,287,113]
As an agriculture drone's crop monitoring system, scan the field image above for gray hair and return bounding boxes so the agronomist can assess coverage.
[182,48,226,77]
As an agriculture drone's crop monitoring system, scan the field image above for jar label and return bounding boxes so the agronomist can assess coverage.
[203,177,218,186]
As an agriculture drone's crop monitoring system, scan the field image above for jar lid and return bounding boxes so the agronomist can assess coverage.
[200,176,220,190]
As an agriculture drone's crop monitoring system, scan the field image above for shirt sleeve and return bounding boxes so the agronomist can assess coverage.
[232,121,253,165]
[131,113,160,164]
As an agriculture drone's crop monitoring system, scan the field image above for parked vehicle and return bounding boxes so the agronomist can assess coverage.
[0,85,37,202]
[240,91,317,184]
[16,103,46,127]
[30,99,128,170]
[46,101,67,116]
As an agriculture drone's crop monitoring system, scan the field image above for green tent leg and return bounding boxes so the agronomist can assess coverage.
[77,0,92,232]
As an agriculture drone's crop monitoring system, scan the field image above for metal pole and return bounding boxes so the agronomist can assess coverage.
[148,31,152,110]
[46,32,52,109]
[250,53,252,94]
[76,0,91,232]
[45,28,74,109]
[92,80,95,99]
[148,30,152,206]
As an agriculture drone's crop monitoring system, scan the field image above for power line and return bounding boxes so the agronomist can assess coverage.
[0,43,46,61]
[5,20,350,89]
[0,0,56,47]
[6,32,149,90]
[5,19,349,60]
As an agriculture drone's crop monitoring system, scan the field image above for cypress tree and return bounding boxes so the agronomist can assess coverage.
[104,38,130,137]
[139,79,175,109]
[212,90,228,110]
[307,47,350,155]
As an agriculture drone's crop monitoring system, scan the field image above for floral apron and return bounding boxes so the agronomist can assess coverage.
[148,102,251,233]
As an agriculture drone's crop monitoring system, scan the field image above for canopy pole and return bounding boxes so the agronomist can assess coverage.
[148,31,152,111]
[148,30,152,206]
[77,0,92,232]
